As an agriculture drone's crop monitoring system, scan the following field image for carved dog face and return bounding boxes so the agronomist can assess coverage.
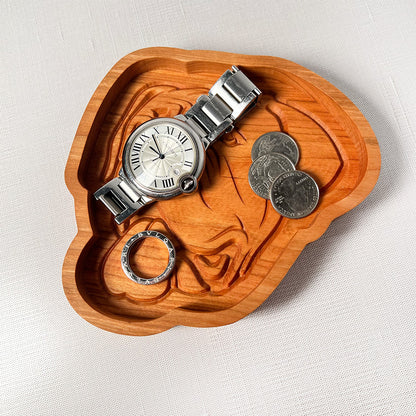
[97,85,339,303]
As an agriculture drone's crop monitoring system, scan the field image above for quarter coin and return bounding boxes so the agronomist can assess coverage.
[270,170,319,218]
[251,131,299,165]
[248,153,295,199]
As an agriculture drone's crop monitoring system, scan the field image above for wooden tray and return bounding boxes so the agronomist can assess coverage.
[63,47,380,335]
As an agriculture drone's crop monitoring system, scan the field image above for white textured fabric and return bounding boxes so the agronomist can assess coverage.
[1,1,416,415]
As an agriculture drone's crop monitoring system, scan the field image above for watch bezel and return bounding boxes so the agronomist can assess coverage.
[122,117,205,200]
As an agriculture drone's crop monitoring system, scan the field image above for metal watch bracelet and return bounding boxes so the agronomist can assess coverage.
[183,65,261,148]
[94,174,153,224]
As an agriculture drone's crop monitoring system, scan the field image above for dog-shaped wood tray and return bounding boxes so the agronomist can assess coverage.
[63,47,380,335]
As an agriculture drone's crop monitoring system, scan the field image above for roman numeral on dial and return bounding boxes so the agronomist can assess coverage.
[133,142,142,152]
[162,178,174,188]
[166,126,174,135]
[178,131,188,144]
[131,154,141,170]
[183,160,192,167]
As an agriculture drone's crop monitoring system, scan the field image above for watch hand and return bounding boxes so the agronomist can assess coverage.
[142,153,160,162]
[149,146,160,156]
[152,134,162,155]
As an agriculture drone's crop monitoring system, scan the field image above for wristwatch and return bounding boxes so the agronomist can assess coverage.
[94,66,262,224]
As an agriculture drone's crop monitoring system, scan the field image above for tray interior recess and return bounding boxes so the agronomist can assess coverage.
[63,48,380,335]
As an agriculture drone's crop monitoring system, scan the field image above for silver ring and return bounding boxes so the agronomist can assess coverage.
[121,231,176,285]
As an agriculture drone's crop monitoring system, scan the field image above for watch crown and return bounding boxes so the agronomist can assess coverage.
[179,175,198,194]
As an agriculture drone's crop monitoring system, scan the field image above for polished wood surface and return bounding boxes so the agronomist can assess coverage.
[63,47,380,335]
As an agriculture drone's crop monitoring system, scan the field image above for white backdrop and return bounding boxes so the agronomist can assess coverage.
[1,1,416,415]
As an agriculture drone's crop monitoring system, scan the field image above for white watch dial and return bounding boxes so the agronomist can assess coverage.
[127,122,197,191]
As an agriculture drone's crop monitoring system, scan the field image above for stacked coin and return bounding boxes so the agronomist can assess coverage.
[248,132,319,218]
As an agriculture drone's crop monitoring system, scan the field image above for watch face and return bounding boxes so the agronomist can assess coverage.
[123,119,202,198]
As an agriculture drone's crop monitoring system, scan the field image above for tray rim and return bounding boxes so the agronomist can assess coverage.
[63,47,381,335]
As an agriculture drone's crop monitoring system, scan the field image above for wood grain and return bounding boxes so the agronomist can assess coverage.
[63,47,381,335]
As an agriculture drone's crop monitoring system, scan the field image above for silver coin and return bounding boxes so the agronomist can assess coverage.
[251,132,299,165]
[270,170,319,219]
[248,153,295,199]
